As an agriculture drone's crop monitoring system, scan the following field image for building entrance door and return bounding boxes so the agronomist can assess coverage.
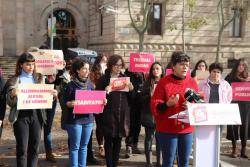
[48,10,77,52]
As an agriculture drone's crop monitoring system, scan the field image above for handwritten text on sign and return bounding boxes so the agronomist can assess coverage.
[129,53,155,73]
[110,77,130,92]
[40,49,64,70]
[73,90,106,114]
[30,51,56,75]
[187,103,241,125]
[232,82,250,101]
[17,84,54,110]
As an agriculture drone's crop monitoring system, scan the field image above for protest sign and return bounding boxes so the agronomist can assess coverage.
[187,103,241,125]
[129,53,155,73]
[73,90,106,114]
[232,82,250,101]
[196,70,209,83]
[17,84,54,110]
[30,51,56,75]
[40,49,64,70]
[110,77,130,92]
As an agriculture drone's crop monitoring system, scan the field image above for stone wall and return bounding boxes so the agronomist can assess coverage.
[88,0,250,67]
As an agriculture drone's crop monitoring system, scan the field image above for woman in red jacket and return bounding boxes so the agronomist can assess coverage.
[151,52,198,167]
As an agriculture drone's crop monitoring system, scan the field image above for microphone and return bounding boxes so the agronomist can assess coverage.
[184,88,204,103]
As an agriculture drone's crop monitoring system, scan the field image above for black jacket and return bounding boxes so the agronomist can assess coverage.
[96,72,131,137]
[0,76,6,121]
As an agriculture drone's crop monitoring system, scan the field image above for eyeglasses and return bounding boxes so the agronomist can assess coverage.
[114,63,123,68]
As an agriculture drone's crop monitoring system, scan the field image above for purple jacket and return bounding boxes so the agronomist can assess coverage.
[198,78,232,104]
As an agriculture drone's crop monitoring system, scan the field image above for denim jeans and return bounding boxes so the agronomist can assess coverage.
[44,99,56,152]
[156,132,193,167]
[66,123,93,167]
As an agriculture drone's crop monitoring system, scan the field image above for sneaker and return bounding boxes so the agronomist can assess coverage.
[125,146,132,159]
[99,146,105,158]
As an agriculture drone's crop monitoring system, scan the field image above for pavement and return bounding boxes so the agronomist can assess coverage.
[0,109,249,167]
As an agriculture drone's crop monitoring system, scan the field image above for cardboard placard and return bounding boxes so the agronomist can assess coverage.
[73,90,106,114]
[110,77,130,92]
[187,103,241,125]
[17,84,54,110]
[30,51,56,75]
[196,70,209,83]
[232,82,250,101]
[40,49,64,70]
[129,53,155,73]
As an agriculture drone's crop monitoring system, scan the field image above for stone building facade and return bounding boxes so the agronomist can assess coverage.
[0,0,249,67]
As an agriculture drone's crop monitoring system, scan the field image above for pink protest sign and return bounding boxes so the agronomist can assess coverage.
[165,69,191,78]
[110,77,130,92]
[129,53,155,73]
[232,82,250,101]
[73,90,106,114]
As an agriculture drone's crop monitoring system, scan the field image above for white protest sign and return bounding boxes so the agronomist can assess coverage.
[40,49,64,70]
[17,84,54,110]
[187,103,241,125]
[110,77,130,92]
[30,51,56,75]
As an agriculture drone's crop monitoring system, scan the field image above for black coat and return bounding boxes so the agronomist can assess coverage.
[96,72,130,138]
[140,79,156,128]
[225,75,250,141]
[0,76,6,121]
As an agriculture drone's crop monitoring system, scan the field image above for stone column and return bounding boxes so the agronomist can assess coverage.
[16,0,25,56]
[0,0,3,56]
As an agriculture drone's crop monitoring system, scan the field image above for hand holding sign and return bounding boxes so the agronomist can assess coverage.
[67,100,76,108]
[109,77,130,92]
[11,88,18,97]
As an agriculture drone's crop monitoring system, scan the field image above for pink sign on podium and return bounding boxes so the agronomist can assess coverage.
[73,90,106,114]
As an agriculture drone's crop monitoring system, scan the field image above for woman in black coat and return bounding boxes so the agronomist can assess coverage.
[225,58,250,158]
[0,74,6,138]
[96,54,133,167]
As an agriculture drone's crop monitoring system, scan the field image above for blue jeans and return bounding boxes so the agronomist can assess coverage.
[44,99,57,152]
[66,123,93,167]
[156,132,193,167]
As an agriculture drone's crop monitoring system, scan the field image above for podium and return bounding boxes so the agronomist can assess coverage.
[171,103,241,167]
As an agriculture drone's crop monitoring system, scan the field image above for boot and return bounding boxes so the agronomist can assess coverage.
[240,141,248,158]
[46,150,57,163]
[231,141,237,158]
[145,151,153,167]
[125,146,132,158]
[132,144,142,154]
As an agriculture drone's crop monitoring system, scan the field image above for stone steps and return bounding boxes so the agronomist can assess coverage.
[0,56,17,80]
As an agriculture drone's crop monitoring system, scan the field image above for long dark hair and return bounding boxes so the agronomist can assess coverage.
[70,58,89,78]
[91,53,107,73]
[191,59,208,77]
[227,58,248,81]
[15,52,36,76]
[147,62,164,90]
[106,54,125,74]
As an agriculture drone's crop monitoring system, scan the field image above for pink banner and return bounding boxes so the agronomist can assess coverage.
[165,69,191,78]
[232,82,250,101]
[73,90,106,114]
[129,53,155,73]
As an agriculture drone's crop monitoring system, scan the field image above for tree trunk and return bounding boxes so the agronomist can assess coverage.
[182,0,186,53]
[139,33,144,52]
[216,28,223,63]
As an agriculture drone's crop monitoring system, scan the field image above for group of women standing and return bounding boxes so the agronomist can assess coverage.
[0,51,249,167]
